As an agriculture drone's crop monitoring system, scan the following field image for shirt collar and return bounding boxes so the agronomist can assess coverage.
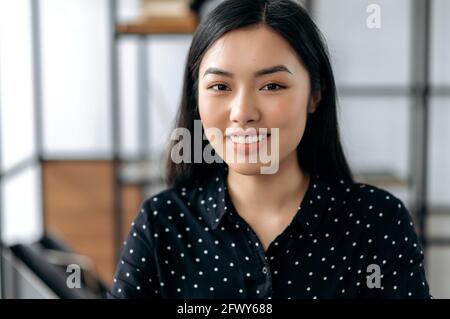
[288,174,332,237]
[195,164,229,230]
[195,165,332,236]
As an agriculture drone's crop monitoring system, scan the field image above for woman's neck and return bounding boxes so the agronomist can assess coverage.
[226,152,310,215]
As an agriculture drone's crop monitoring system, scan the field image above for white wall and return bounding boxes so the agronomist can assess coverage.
[429,0,450,206]
[1,165,43,245]
[0,0,42,244]
[314,0,413,208]
[314,0,411,87]
[147,36,192,155]
[118,35,191,158]
[431,0,450,86]
[0,0,36,172]
[315,0,450,206]
[40,0,111,157]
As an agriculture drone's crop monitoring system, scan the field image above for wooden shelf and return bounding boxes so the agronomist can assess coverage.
[119,159,165,186]
[42,160,143,284]
[428,206,450,216]
[116,12,198,35]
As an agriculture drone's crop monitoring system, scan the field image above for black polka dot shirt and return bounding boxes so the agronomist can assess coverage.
[107,166,432,299]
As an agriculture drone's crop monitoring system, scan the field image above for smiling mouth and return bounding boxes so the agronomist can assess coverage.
[228,134,271,144]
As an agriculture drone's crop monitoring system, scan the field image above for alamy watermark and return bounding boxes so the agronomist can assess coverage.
[366,4,381,29]
[366,263,382,289]
[169,120,280,174]
[66,264,81,289]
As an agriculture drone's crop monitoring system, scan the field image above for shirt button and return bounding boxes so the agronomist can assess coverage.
[262,267,268,274]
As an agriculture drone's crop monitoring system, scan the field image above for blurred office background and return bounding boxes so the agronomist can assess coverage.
[0,0,449,298]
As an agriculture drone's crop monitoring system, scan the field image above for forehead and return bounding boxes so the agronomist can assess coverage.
[199,25,301,75]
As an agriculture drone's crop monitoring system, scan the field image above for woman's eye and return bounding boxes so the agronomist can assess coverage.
[208,83,285,92]
[261,83,285,91]
[209,84,230,91]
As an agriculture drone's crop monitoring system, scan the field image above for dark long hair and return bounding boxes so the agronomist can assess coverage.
[165,0,353,187]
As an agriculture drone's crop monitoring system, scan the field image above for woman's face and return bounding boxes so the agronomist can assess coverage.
[198,25,319,175]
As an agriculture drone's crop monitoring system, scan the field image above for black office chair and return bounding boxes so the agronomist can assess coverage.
[38,233,110,297]
[8,233,108,299]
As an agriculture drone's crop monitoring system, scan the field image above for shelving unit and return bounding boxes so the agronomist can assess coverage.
[0,0,199,286]
[109,0,199,262]
[0,0,44,298]
[330,0,450,248]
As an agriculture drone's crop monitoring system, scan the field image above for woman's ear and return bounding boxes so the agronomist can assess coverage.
[308,90,322,114]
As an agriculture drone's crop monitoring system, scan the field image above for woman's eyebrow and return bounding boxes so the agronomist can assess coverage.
[202,65,293,78]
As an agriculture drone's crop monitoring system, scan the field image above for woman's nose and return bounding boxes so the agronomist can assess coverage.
[229,90,260,126]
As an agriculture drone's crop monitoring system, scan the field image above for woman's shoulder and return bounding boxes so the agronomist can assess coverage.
[315,175,413,228]
[318,175,406,209]
[137,180,206,222]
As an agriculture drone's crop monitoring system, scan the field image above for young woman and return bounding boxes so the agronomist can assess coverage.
[108,0,431,299]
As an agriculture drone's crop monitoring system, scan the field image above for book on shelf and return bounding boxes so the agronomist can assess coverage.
[139,0,192,19]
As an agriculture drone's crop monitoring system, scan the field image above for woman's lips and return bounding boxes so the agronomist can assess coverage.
[228,134,269,144]
[226,134,271,154]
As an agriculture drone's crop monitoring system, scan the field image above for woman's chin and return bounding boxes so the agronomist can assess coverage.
[225,161,267,176]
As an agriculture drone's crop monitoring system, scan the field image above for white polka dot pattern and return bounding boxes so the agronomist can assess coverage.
[107,166,432,299]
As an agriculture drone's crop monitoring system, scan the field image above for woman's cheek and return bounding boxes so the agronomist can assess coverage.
[199,104,225,148]
[200,110,222,131]
[267,100,308,151]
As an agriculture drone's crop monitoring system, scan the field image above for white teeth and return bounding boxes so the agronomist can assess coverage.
[230,134,268,144]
